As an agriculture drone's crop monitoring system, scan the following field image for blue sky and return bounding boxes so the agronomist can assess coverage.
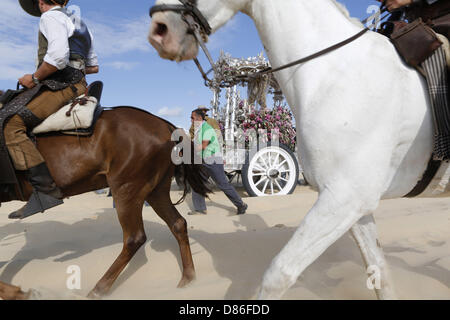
[0,0,380,129]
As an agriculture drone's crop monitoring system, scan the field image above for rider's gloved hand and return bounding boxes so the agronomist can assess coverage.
[377,0,413,12]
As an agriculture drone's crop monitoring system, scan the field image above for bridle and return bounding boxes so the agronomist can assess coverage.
[149,0,389,85]
[150,0,212,36]
[150,0,218,84]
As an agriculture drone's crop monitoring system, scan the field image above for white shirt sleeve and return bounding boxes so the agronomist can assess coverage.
[86,30,99,67]
[39,10,74,70]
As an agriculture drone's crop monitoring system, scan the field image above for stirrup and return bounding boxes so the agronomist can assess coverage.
[8,190,63,220]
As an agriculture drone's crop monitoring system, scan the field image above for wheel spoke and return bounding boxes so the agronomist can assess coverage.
[270,181,274,195]
[253,164,266,172]
[262,179,270,194]
[260,155,269,169]
[279,177,289,182]
[251,172,266,177]
[255,177,268,187]
[257,158,267,170]
[275,179,283,191]
[273,153,280,168]
[277,159,287,170]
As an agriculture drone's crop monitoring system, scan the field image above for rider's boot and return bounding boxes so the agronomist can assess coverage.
[8,162,64,220]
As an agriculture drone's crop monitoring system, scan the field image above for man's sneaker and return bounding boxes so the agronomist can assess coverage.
[237,203,248,215]
[188,210,207,215]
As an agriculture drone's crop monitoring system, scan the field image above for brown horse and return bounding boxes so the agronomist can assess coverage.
[0,106,209,299]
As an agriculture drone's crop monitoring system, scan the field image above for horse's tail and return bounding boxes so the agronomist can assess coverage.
[169,125,211,205]
[173,140,211,205]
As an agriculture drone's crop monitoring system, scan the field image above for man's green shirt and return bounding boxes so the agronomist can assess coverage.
[197,121,221,158]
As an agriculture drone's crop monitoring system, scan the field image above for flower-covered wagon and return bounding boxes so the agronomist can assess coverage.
[206,52,304,197]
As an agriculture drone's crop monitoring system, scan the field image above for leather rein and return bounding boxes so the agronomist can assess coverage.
[150,1,388,85]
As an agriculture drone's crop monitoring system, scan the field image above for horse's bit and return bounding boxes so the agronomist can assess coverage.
[149,0,389,84]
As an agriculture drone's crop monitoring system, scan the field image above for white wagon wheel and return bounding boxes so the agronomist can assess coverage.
[242,144,299,197]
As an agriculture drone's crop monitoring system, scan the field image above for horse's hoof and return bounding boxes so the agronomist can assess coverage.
[177,273,196,288]
[87,290,103,300]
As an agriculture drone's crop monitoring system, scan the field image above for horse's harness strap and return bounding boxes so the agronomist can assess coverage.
[256,28,370,77]
[404,158,442,198]
[256,6,387,77]
[149,1,386,84]
[150,0,212,36]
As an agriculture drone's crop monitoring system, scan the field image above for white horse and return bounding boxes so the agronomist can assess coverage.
[149,0,441,299]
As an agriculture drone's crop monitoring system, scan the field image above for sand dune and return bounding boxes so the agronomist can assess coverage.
[0,183,448,300]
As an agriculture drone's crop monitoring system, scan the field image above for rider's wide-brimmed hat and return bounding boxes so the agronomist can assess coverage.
[19,0,69,17]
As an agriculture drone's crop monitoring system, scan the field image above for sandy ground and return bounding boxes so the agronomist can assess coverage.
[0,182,448,300]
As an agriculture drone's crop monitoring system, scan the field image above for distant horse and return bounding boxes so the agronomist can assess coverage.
[148,0,448,299]
[0,106,209,299]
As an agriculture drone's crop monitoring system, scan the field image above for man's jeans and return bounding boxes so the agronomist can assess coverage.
[192,156,244,211]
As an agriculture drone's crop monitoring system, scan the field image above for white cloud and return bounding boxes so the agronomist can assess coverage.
[158,106,184,117]
[104,61,139,70]
[0,0,39,80]
[0,0,152,80]
[85,16,152,57]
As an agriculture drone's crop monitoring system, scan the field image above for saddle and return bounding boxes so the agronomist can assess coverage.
[33,81,104,137]
[0,81,104,200]
[388,18,446,72]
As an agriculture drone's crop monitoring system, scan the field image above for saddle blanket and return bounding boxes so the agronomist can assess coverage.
[32,94,97,135]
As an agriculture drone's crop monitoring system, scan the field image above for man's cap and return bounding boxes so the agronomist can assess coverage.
[19,0,69,17]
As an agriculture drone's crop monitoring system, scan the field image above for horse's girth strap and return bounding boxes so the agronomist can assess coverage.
[404,158,442,198]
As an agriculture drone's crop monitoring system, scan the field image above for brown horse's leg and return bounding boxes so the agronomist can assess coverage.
[147,176,196,288]
[88,195,147,299]
[0,281,30,300]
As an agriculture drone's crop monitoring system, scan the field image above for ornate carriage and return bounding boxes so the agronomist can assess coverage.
[207,52,303,197]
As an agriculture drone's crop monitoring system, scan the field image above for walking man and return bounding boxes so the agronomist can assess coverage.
[189,109,248,216]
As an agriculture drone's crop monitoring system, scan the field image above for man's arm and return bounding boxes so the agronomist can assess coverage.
[86,66,99,74]
[378,0,412,11]
[378,0,440,12]
[202,140,211,150]
[19,62,58,89]
[85,30,99,75]
[19,13,69,88]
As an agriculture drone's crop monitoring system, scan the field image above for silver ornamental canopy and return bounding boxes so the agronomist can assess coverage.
[209,52,283,119]
[209,51,272,89]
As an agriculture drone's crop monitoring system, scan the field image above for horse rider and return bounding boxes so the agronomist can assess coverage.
[380,0,450,71]
[5,0,99,218]
[376,0,449,68]
[378,0,449,37]
[377,0,450,160]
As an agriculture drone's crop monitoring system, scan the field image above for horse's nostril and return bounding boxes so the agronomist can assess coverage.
[155,23,168,37]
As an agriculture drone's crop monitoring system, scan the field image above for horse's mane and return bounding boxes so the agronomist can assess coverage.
[329,0,364,28]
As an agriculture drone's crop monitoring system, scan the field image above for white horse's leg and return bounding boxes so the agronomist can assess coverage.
[258,189,371,299]
[350,214,397,300]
